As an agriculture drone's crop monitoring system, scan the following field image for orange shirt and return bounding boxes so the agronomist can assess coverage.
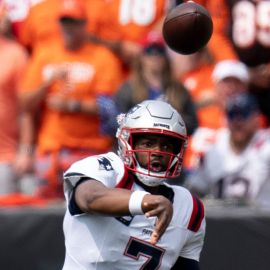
[18,0,62,56]
[84,0,109,35]
[183,63,225,129]
[20,42,122,154]
[182,62,226,170]
[206,0,238,61]
[18,0,107,56]
[96,0,169,42]
[0,37,28,161]
[19,0,169,53]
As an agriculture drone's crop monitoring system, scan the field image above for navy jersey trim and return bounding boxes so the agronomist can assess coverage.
[68,177,91,216]
[188,196,204,232]
[64,172,85,178]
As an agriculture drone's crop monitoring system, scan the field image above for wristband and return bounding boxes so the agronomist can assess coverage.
[129,190,150,216]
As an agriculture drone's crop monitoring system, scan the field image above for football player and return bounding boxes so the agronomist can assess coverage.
[62,100,205,270]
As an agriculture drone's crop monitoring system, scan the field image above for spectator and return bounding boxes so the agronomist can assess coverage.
[0,5,29,195]
[90,0,172,57]
[17,0,63,56]
[186,93,270,206]
[183,58,250,172]
[17,0,108,56]
[18,0,174,84]
[181,48,221,129]
[212,59,250,108]
[206,0,270,125]
[86,0,176,80]
[114,30,198,136]
[18,1,122,200]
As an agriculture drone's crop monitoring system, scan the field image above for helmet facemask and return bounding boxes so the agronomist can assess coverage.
[117,128,187,186]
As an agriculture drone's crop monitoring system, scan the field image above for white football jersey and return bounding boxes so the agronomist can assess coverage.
[196,129,270,199]
[62,152,205,270]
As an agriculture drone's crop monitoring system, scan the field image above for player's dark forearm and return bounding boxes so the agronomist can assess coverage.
[75,179,133,216]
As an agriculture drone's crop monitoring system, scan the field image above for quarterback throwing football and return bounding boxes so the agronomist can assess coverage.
[62,100,205,270]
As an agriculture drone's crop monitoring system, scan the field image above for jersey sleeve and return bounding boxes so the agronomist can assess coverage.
[63,152,125,189]
[179,195,206,261]
[63,152,126,215]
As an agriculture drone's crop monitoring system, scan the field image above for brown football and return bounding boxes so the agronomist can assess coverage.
[162,1,213,55]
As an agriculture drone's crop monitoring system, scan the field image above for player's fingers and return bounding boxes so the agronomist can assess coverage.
[144,208,160,218]
[150,231,159,245]
[150,220,167,245]
[143,199,158,208]
[155,214,171,234]
[150,210,172,244]
[143,195,169,211]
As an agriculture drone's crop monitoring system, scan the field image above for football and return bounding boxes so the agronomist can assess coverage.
[162,1,213,55]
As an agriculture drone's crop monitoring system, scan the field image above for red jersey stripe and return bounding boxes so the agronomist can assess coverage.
[115,167,134,190]
[188,195,205,232]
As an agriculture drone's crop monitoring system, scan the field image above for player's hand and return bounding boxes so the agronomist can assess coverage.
[142,194,173,245]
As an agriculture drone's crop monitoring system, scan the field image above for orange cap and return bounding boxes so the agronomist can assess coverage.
[59,0,86,20]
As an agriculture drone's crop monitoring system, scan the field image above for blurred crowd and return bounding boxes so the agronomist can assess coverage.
[0,0,270,208]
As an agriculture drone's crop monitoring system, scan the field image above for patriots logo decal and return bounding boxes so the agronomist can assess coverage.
[97,157,113,171]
